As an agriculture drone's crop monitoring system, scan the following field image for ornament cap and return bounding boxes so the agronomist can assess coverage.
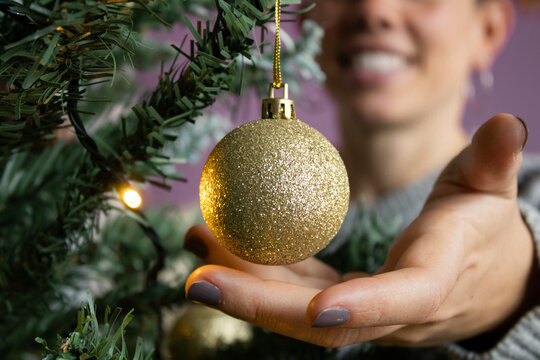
[262,83,296,120]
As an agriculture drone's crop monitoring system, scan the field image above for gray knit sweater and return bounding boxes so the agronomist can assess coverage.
[328,154,540,360]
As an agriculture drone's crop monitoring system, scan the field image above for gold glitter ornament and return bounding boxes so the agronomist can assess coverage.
[168,304,253,359]
[199,85,349,265]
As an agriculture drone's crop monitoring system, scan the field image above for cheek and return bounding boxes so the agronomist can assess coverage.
[308,1,347,28]
[317,26,342,88]
[309,2,350,80]
[409,6,478,79]
[319,32,336,68]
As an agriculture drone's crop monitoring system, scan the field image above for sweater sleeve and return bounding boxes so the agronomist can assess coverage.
[443,200,540,360]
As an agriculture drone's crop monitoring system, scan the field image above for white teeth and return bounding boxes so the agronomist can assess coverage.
[352,52,406,73]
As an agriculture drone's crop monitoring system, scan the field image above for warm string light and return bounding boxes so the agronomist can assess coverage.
[122,188,142,209]
[272,0,282,89]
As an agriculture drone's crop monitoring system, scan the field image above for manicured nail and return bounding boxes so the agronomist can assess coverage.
[312,307,350,328]
[184,235,209,258]
[187,281,221,306]
[515,115,528,151]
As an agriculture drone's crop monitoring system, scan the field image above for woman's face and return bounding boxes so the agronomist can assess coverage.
[313,0,501,126]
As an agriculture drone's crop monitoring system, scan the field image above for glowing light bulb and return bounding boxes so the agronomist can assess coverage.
[123,188,142,209]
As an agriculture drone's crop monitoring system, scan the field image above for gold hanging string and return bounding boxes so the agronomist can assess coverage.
[272,0,282,89]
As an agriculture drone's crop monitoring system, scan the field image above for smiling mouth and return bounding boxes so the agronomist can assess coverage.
[339,50,411,83]
[352,52,408,73]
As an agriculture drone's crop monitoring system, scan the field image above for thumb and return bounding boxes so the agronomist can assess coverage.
[438,113,527,197]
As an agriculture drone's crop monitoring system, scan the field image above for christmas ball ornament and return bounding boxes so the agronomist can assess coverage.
[168,304,253,360]
[200,85,349,265]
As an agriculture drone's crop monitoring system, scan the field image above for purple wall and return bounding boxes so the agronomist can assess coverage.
[465,12,540,150]
[146,11,540,209]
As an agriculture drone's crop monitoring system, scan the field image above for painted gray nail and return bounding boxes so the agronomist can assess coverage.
[514,115,528,151]
[312,307,350,328]
[187,281,221,306]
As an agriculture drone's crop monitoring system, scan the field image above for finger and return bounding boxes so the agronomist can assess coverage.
[307,230,461,329]
[185,265,398,347]
[435,114,527,198]
[341,271,371,282]
[308,268,446,328]
[184,224,339,287]
[466,113,527,194]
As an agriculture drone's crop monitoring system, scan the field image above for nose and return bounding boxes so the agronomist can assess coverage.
[347,0,400,32]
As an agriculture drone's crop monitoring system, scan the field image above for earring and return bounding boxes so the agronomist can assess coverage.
[479,69,494,92]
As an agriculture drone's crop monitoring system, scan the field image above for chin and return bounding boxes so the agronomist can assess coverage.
[339,97,413,128]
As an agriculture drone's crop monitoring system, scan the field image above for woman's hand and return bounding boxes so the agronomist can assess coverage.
[184,113,536,348]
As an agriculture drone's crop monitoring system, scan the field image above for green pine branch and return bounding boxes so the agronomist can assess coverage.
[36,293,153,360]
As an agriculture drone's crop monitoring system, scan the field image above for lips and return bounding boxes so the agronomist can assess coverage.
[351,52,408,74]
[337,45,413,86]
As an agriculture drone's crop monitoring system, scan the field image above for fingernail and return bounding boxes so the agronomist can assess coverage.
[184,235,208,258]
[312,307,350,328]
[515,115,528,151]
[187,281,221,306]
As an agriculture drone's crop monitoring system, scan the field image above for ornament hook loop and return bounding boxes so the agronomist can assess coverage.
[262,83,296,120]
[269,83,288,99]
